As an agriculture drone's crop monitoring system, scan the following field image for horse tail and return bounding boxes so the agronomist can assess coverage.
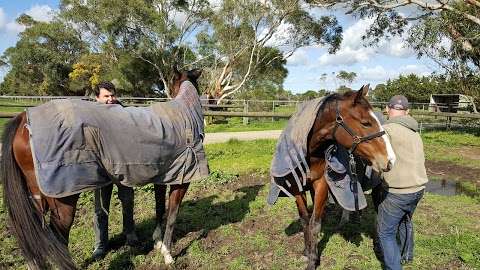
[1,114,76,269]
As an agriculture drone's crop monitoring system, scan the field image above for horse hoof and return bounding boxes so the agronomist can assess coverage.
[126,233,139,246]
[164,254,175,265]
[154,240,163,250]
[306,261,317,270]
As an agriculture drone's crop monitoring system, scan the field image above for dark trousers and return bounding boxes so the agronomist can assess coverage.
[93,183,135,250]
[374,188,424,270]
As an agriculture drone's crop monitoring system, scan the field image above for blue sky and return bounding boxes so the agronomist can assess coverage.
[0,1,441,94]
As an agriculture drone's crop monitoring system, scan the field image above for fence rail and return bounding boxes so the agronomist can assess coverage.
[2,110,480,120]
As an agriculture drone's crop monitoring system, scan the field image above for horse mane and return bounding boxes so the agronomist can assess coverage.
[318,90,372,114]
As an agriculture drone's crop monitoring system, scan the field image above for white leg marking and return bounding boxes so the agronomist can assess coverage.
[156,242,175,265]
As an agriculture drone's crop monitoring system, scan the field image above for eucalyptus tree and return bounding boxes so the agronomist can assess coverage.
[336,70,356,86]
[0,15,87,95]
[60,0,212,96]
[195,0,342,102]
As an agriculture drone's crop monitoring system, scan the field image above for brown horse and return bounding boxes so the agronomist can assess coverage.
[1,68,204,269]
[276,86,395,270]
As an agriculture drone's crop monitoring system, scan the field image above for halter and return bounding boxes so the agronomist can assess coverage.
[331,99,385,155]
[331,99,386,212]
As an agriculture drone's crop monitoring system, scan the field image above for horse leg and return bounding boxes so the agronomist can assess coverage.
[294,191,311,258]
[306,177,329,270]
[47,195,80,245]
[153,184,167,244]
[338,209,351,228]
[156,183,189,265]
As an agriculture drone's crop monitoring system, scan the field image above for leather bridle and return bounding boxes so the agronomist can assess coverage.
[331,99,386,212]
[331,99,385,155]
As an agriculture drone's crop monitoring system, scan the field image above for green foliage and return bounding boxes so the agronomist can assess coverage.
[372,73,480,104]
[336,70,356,85]
[0,16,87,95]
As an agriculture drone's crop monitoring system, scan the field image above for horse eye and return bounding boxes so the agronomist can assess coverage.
[361,121,372,127]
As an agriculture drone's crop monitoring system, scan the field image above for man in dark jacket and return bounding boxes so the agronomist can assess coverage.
[92,82,138,259]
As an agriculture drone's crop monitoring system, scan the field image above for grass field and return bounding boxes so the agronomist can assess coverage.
[1,130,479,269]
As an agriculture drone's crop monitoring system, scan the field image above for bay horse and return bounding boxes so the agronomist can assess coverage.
[1,68,204,269]
[274,86,396,270]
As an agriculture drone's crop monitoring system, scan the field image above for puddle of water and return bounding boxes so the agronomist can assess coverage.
[425,179,478,197]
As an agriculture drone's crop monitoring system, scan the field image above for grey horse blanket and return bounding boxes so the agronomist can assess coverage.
[27,81,209,198]
[324,144,367,211]
[268,97,324,204]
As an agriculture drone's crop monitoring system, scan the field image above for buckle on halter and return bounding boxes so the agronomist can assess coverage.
[352,136,362,144]
[336,115,343,123]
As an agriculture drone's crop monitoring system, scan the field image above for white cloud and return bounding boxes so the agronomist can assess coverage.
[25,5,55,22]
[358,64,432,83]
[5,21,25,34]
[319,46,372,65]
[358,65,390,81]
[398,64,431,76]
[262,22,294,48]
[1,5,56,36]
[287,48,308,66]
[316,18,416,67]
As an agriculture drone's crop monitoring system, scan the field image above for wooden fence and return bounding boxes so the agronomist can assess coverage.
[1,96,479,130]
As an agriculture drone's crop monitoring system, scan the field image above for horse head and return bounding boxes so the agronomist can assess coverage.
[171,66,202,97]
[310,85,396,172]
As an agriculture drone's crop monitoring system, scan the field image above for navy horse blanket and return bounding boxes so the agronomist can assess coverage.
[27,81,209,198]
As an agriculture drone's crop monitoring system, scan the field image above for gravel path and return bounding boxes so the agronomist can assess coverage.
[0,130,282,152]
[203,130,282,144]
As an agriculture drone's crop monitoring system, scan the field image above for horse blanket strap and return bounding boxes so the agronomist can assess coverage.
[324,144,367,212]
[27,81,209,198]
[268,97,325,205]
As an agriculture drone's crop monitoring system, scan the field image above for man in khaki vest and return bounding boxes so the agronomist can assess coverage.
[376,95,428,270]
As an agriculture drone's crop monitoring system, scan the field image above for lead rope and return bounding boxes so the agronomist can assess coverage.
[348,154,360,212]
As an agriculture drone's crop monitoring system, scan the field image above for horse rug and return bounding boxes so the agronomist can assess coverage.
[324,144,367,211]
[268,97,324,204]
[267,96,367,211]
[26,81,209,198]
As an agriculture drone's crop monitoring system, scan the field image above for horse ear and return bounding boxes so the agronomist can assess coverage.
[173,65,181,80]
[354,84,369,104]
[188,69,202,80]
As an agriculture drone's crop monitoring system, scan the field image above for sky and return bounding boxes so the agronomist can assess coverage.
[0,1,442,94]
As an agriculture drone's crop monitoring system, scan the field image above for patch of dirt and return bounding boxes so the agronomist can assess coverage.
[425,160,480,182]
[458,146,480,161]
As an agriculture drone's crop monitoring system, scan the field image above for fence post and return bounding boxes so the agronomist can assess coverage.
[243,100,249,125]
[272,100,275,122]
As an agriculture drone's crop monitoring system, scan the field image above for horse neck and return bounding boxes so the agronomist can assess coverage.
[174,80,201,107]
[307,101,336,156]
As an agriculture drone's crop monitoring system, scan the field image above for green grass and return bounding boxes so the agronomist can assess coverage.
[0,130,479,269]
[205,117,287,133]
[422,130,480,168]
[206,138,277,174]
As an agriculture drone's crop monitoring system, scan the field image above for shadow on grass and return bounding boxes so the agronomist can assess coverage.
[284,196,381,266]
[86,184,263,269]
